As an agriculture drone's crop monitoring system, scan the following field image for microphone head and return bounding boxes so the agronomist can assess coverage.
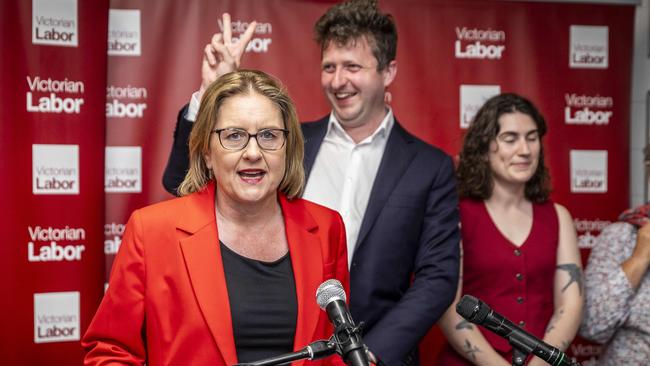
[456,295,479,320]
[474,300,492,324]
[473,300,491,323]
[456,295,490,323]
[316,279,346,310]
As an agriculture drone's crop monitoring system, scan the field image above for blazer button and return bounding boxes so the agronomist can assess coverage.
[519,320,526,327]
[514,249,522,256]
[515,273,523,281]
[516,296,524,304]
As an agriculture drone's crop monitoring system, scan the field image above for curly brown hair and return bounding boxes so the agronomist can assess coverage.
[314,0,397,70]
[457,93,551,203]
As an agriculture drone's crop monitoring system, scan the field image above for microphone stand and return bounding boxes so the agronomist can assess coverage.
[235,338,338,366]
[511,347,528,366]
[509,333,534,366]
[508,337,580,366]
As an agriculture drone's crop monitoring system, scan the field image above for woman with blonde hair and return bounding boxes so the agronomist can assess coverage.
[83,70,349,366]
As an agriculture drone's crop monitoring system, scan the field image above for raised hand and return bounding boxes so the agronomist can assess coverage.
[199,13,257,98]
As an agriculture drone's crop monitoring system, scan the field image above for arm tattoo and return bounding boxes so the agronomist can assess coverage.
[557,263,583,295]
[560,340,570,350]
[463,339,481,361]
[456,319,474,331]
[545,308,564,334]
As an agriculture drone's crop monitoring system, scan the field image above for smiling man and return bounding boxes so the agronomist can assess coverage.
[162,2,460,366]
[300,4,459,366]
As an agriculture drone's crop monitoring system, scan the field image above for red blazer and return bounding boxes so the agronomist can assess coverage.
[82,182,349,366]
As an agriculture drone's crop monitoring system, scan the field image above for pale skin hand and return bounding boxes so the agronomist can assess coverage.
[198,13,257,101]
[366,349,377,365]
[622,221,650,288]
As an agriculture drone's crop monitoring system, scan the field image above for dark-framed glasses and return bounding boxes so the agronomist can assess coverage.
[213,128,289,151]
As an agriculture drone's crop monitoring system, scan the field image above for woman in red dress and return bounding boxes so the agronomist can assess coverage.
[438,93,583,366]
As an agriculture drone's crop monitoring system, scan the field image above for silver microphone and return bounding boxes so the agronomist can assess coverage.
[316,279,369,366]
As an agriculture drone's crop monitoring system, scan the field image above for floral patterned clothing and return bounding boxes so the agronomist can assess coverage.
[580,222,650,365]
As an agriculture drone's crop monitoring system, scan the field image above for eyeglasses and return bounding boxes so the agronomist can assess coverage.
[212,128,289,151]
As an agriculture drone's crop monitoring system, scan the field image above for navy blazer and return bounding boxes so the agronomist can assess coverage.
[162,109,460,366]
[302,116,459,366]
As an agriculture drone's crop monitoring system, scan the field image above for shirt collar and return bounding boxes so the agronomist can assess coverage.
[325,107,394,145]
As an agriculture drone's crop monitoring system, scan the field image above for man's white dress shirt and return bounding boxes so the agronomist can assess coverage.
[303,110,394,267]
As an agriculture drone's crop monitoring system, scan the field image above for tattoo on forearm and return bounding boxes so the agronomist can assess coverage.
[545,308,564,334]
[560,340,569,350]
[456,319,474,331]
[557,263,583,294]
[463,339,481,361]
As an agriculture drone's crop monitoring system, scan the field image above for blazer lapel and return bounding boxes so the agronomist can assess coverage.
[177,183,238,365]
[355,122,417,252]
[178,188,325,365]
[280,195,324,352]
[301,117,329,181]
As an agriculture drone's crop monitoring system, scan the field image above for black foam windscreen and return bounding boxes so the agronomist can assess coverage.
[456,294,479,319]
[456,294,489,323]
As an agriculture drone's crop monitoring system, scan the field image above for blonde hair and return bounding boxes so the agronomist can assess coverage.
[177,70,304,199]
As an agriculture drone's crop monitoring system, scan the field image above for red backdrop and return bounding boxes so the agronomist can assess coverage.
[0,0,108,363]
[0,0,634,364]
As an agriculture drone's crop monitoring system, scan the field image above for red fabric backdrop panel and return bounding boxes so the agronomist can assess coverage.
[0,0,108,364]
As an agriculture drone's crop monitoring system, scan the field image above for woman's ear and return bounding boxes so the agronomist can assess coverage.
[203,149,212,170]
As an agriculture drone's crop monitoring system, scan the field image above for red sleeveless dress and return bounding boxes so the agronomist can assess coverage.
[437,198,558,365]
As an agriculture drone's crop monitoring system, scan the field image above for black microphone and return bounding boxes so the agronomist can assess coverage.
[456,295,580,366]
[316,279,369,366]
[235,339,337,366]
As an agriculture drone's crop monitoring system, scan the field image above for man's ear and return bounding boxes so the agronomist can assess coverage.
[382,60,397,88]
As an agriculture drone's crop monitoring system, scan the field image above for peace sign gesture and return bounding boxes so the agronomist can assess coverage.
[199,13,257,99]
